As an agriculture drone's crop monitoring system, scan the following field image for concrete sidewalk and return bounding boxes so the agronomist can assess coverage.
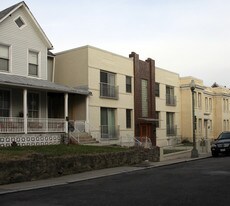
[0,153,211,195]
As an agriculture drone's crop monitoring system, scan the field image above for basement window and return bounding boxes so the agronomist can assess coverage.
[15,17,25,28]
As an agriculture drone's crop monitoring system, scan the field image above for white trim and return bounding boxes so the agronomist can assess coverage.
[14,15,27,30]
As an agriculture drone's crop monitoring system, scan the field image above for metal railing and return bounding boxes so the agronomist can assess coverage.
[100,125,120,139]
[167,125,177,136]
[100,83,119,99]
[166,94,177,106]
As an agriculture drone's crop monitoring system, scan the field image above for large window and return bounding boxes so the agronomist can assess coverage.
[28,93,39,118]
[101,107,117,138]
[0,90,10,117]
[141,79,148,117]
[100,71,117,99]
[166,112,176,136]
[126,76,132,93]
[29,51,38,76]
[166,85,176,106]
[0,45,9,72]
[126,109,132,128]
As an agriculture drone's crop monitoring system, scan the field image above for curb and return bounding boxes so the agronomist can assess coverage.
[0,154,211,195]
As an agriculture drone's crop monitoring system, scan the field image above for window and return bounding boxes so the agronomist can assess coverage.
[209,98,212,112]
[126,76,132,93]
[0,45,9,72]
[205,97,208,112]
[100,71,117,99]
[166,112,176,136]
[15,17,25,28]
[155,82,160,97]
[141,79,148,117]
[194,92,197,108]
[198,92,202,108]
[166,85,176,106]
[28,93,39,118]
[126,109,132,128]
[29,51,38,76]
[0,90,10,117]
[155,111,160,128]
[101,108,117,138]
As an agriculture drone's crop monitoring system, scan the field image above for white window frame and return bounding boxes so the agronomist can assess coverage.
[0,44,11,73]
[14,16,26,29]
[28,50,40,77]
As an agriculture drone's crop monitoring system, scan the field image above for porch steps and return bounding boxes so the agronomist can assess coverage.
[70,132,99,145]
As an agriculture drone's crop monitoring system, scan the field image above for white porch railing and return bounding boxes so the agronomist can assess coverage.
[0,117,65,133]
[0,117,24,133]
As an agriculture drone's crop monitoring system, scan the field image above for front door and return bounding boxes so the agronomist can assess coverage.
[140,124,151,142]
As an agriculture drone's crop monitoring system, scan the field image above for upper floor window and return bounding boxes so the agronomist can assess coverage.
[29,51,38,76]
[166,85,176,106]
[100,71,118,99]
[141,79,148,117]
[0,44,9,72]
[198,92,202,108]
[15,17,25,28]
[126,76,132,93]
[155,82,160,97]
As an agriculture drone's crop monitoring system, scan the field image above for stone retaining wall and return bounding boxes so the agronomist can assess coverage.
[0,147,159,185]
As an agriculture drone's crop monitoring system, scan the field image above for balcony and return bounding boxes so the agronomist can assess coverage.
[100,83,119,99]
[0,117,65,133]
[167,125,177,136]
[100,125,120,139]
[166,94,177,106]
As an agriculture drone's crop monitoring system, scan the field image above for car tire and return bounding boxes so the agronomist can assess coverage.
[212,152,218,157]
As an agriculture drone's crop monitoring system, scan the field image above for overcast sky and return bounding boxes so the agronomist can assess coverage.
[1,0,230,87]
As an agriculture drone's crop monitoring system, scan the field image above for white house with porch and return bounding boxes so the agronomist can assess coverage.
[0,1,90,146]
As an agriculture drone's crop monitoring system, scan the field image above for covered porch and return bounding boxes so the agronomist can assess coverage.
[0,73,90,146]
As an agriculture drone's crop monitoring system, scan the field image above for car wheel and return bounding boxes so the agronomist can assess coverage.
[212,152,218,157]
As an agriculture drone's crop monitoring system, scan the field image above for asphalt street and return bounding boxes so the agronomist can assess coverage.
[0,156,230,206]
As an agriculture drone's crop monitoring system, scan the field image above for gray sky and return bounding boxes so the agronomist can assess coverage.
[1,0,230,87]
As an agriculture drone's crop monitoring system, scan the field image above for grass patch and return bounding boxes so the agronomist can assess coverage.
[0,144,129,161]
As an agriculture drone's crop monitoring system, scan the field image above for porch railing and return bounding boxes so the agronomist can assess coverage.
[0,117,24,133]
[0,117,65,133]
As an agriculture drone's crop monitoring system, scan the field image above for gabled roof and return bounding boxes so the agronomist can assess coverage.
[0,73,91,96]
[0,1,53,49]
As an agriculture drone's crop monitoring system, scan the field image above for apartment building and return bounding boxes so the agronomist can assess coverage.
[180,77,230,142]
[55,46,134,145]
[155,67,181,146]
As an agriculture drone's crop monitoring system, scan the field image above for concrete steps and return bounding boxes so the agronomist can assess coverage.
[70,132,98,145]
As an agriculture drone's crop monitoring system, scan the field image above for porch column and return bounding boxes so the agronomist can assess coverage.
[64,93,68,133]
[23,89,28,134]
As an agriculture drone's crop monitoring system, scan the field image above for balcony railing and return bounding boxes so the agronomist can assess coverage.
[0,117,65,133]
[100,83,118,99]
[166,94,177,106]
[100,125,120,139]
[167,125,177,136]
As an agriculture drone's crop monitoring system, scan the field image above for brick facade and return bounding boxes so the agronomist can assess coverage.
[129,52,156,145]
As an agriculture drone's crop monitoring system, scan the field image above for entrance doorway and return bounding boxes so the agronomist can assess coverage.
[140,124,151,142]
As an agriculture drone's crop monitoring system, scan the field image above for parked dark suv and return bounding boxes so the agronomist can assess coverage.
[211,131,230,157]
